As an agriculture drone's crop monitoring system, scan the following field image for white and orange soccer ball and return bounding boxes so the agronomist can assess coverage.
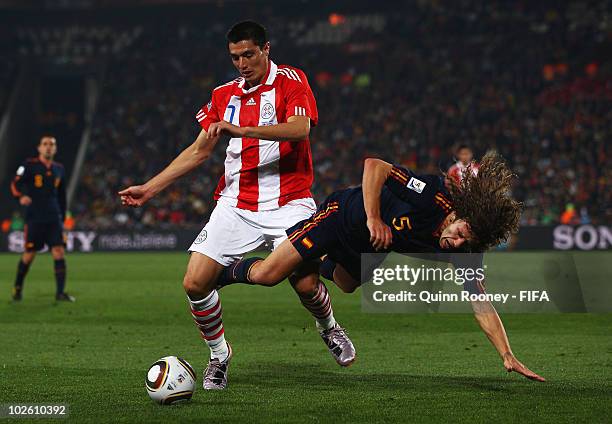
[145,356,196,405]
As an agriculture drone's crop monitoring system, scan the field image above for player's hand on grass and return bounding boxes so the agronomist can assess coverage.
[503,352,545,382]
[367,217,393,251]
[206,120,244,139]
[19,195,32,206]
[118,185,153,207]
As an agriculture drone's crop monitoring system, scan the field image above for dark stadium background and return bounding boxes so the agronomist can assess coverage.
[0,1,610,423]
[0,0,609,251]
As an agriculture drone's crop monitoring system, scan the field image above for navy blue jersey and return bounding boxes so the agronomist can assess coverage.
[10,158,66,223]
[333,165,453,255]
[287,164,486,294]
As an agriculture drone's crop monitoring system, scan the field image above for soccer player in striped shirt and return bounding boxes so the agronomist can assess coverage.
[219,152,545,382]
[447,145,479,187]
[119,21,354,389]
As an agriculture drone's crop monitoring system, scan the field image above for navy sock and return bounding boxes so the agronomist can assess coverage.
[217,257,262,288]
[54,259,66,295]
[14,260,30,290]
[320,257,337,281]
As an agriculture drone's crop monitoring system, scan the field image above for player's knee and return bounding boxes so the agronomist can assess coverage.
[182,273,210,297]
[289,273,318,296]
[22,253,35,265]
[51,247,65,260]
[288,261,320,294]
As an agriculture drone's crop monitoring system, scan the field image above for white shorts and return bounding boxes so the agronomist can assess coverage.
[188,197,317,266]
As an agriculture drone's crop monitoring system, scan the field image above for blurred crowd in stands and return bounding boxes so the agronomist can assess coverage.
[15,25,143,64]
[0,24,17,114]
[2,1,610,230]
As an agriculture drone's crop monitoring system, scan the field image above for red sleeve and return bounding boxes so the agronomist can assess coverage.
[196,91,221,132]
[284,69,318,127]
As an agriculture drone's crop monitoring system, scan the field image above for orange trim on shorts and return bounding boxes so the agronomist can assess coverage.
[288,202,339,242]
[288,207,338,242]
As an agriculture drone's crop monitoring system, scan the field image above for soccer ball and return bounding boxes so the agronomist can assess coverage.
[145,356,196,405]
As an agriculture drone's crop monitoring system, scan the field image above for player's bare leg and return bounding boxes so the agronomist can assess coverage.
[327,261,360,294]
[51,246,74,302]
[249,239,304,285]
[12,251,36,301]
[183,252,233,390]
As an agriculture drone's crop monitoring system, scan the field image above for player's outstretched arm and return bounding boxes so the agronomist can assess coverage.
[206,115,310,142]
[472,300,545,382]
[119,129,219,207]
[362,158,394,250]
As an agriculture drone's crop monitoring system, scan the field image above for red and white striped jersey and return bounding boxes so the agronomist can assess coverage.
[448,161,480,185]
[196,60,318,211]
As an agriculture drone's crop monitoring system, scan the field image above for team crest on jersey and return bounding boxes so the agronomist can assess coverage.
[261,102,275,119]
[194,229,207,244]
[206,101,212,111]
[407,177,426,193]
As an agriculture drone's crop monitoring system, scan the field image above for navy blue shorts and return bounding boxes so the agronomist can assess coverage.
[285,195,380,282]
[24,221,65,251]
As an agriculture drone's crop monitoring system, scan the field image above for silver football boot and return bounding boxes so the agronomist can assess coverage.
[203,343,233,390]
[320,324,356,367]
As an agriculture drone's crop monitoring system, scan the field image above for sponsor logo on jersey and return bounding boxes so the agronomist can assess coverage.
[245,98,256,106]
[407,177,426,193]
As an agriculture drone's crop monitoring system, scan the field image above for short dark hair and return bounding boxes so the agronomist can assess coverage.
[39,135,56,144]
[456,144,471,153]
[448,151,522,252]
[227,21,268,49]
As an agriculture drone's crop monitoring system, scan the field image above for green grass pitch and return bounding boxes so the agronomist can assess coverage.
[0,252,610,423]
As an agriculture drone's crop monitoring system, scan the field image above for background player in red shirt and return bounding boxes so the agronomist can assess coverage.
[119,21,354,390]
[447,145,480,187]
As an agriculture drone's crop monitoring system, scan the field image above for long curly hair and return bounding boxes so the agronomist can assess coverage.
[447,151,522,252]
